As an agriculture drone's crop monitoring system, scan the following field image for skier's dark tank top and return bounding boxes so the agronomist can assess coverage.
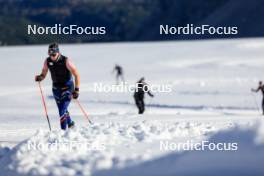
[46,55,72,88]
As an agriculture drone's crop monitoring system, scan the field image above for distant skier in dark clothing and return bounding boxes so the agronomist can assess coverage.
[134,77,154,114]
[251,81,264,115]
[113,64,125,84]
[35,43,80,130]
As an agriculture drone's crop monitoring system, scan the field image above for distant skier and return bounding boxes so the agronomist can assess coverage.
[134,77,154,114]
[35,43,80,130]
[112,64,125,84]
[251,81,264,115]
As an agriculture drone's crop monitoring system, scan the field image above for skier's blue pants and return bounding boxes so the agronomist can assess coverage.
[52,81,74,130]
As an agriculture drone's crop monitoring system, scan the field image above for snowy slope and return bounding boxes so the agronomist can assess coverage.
[0,119,263,176]
[0,38,264,175]
[96,121,264,176]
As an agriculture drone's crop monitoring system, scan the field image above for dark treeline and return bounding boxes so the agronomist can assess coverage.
[0,0,263,45]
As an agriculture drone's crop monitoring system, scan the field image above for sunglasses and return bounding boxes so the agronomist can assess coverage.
[48,48,59,56]
[49,53,57,57]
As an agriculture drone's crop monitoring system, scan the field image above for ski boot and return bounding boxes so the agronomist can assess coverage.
[68,121,75,129]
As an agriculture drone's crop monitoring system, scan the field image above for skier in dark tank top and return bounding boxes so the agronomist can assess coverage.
[35,43,81,130]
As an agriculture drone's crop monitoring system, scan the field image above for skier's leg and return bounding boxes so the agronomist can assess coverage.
[116,74,119,84]
[137,93,145,114]
[59,102,72,129]
[138,101,143,114]
[121,74,125,83]
[141,99,145,114]
[134,95,141,114]
[138,99,145,114]
[60,89,74,128]
[138,105,143,114]
[57,99,70,130]
[136,98,142,114]
[53,87,73,130]
[59,113,68,130]
[52,88,68,130]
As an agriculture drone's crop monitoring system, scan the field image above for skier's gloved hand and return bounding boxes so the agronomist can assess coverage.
[35,74,44,82]
[148,92,154,98]
[72,87,79,99]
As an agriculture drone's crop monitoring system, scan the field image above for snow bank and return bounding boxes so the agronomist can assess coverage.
[0,120,219,176]
[96,120,264,176]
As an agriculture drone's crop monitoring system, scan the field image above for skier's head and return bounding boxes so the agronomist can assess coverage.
[259,81,263,86]
[48,43,60,60]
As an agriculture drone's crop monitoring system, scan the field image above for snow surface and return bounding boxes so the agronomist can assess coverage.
[0,38,264,175]
[96,121,264,176]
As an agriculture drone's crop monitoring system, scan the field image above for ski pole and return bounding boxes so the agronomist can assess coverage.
[74,99,93,125]
[37,82,52,131]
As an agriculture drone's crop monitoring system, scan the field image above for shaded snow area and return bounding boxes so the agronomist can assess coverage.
[1,38,264,175]
[97,120,264,176]
[0,120,264,176]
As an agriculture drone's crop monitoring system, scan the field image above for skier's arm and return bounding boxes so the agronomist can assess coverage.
[35,60,48,82]
[144,83,154,97]
[147,91,154,97]
[251,86,260,92]
[66,58,80,88]
[41,60,48,78]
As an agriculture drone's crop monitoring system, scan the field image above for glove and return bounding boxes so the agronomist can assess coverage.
[35,74,44,82]
[149,92,154,98]
[72,87,79,99]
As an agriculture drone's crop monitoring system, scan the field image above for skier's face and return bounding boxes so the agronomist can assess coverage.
[49,52,59,61]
